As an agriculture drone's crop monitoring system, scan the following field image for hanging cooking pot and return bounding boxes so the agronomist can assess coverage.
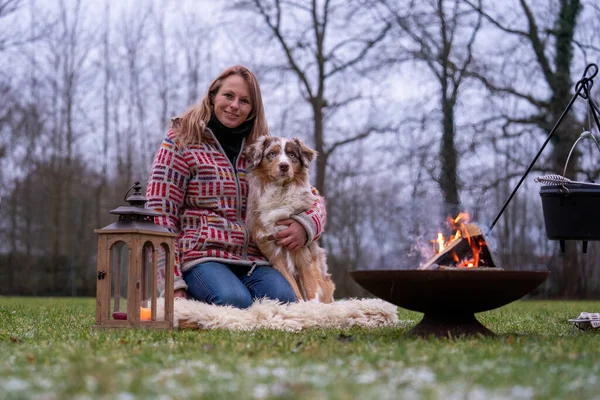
[537,131,600,252]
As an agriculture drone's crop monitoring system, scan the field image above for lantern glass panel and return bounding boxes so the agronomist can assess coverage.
[141,242,155,321]
[110,241,129,320]
[156,244,167,321]
[157,245,167,298]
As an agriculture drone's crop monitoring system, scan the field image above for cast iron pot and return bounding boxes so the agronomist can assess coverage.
[540,183,600,241]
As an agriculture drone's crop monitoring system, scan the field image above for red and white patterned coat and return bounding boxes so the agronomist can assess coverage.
[146,129,327,291]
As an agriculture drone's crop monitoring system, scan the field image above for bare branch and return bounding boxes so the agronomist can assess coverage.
[572,38,600,55]
[466,71,550,109]
[462,0,529,36]
[260,0,315,98]
[311,0,325,99]
[324,94,365,112]
[0,0,19,16]
[325,21,392,79]
[454,0,482,92]
[325,127,389,157]
[518,0,555,91]
[0,0,51,51]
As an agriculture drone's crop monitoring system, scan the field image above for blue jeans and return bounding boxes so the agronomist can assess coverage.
[182,262,297,309]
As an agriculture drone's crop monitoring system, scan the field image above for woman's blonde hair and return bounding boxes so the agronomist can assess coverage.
[173,65,269,148]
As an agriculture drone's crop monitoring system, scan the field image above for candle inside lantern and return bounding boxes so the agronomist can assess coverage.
[140,307,152,321]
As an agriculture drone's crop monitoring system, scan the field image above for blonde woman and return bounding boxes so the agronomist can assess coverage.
[146,65,327,308]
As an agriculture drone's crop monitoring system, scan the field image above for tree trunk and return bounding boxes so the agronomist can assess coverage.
[312,98,327,196]
[440,89,460,218]
[550,0,582,297]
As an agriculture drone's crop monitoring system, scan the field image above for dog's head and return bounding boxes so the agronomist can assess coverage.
[244,136,317,184]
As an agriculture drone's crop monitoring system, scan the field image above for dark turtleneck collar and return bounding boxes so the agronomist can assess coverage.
[207,115,254,164]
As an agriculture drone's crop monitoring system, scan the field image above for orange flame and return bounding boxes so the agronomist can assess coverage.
[436,233,445,252]
[430,212,484,268]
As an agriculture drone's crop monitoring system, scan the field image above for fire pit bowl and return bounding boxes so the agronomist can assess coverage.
[350,269,550,337]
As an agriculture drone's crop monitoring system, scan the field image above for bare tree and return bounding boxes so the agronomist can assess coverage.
[463,0,589,296]
[234,0,393,197]
[0,0,225,296]
[90,0,113,232]
[0,0,48,51]
[466,0,583,173]
[0,0,20,51]
[36,0,96,293]
[0,0,53,292]
[112,4,154,181]
[153,4,171,137]
[174,10,213,108]
[374,0,483,218]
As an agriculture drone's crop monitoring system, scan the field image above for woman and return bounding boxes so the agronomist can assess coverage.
[146,65,327,308]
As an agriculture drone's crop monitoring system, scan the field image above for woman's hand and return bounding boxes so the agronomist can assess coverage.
[174,289,187,299]
[270,219,307,251]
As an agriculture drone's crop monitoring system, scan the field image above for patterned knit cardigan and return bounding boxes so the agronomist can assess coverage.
[146,129,327,291]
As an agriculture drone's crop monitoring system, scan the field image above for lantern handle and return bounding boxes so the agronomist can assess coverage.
[124,180,143,203]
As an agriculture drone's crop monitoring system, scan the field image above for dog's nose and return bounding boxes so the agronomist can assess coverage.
[279,163,289,172]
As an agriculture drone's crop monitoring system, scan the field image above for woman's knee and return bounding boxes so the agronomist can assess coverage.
[270,284,297,304]
[183,262,253,309]
[267,269,298,303]
[212,289,253,309]
[244,266,297,303]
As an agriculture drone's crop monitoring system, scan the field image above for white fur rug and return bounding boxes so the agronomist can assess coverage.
[157,298,399,331]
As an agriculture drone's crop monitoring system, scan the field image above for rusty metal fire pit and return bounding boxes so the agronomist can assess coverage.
[350,269,549,337]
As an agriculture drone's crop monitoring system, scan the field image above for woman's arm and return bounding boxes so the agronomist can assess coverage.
[146,132,190,291]
[274,187,326,248]
[292,187,327,244]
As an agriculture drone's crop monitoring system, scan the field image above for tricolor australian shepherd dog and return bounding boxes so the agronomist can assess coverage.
[245,136,335,303]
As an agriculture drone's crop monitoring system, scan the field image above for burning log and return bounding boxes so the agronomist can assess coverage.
[418,222,501,270]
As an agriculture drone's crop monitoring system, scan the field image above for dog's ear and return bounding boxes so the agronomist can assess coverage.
[245,136,271,168]
[292,138,317,167]
[243,139,262,169]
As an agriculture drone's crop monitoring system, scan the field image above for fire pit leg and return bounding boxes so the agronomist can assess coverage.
[408,313,494,338]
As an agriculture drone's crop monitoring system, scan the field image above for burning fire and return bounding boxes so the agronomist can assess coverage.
[431,212,486,268]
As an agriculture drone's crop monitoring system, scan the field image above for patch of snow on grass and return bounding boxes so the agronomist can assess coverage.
[3,377,30,392]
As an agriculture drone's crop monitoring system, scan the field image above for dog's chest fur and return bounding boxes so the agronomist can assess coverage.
[255,183,316,229]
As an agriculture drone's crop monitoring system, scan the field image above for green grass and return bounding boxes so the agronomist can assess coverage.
[1,297,599,399]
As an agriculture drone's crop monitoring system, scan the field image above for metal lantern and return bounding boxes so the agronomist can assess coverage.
[93,181,177,329]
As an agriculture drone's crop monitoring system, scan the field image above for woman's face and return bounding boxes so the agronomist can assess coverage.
[213,75,252,128]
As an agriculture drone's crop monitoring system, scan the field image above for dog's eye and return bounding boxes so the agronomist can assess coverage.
[287,152,296,159]
[267,151,276,158]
